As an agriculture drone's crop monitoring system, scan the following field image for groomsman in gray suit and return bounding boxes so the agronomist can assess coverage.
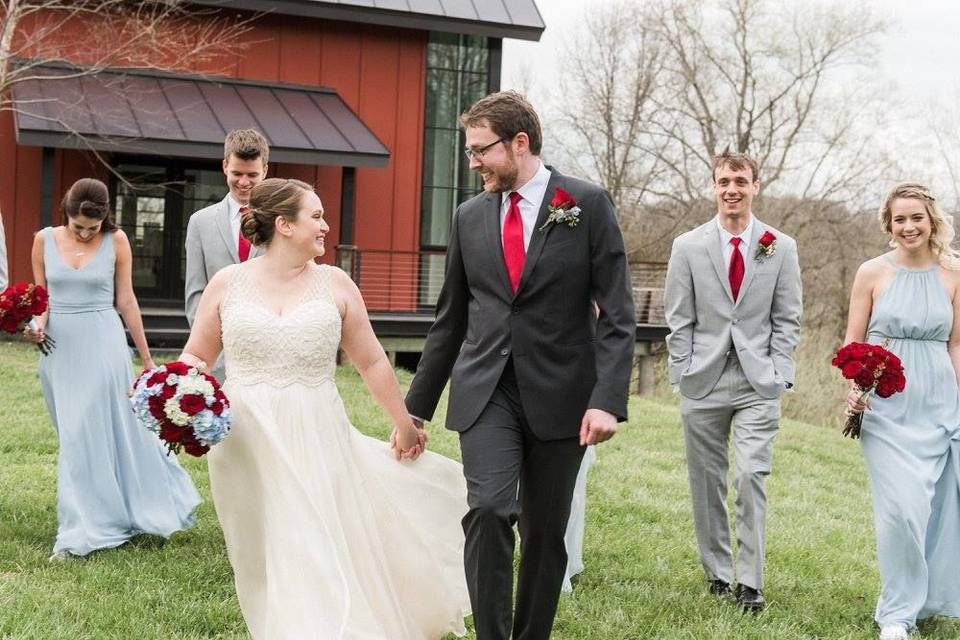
[664,150,802,612]
[184,129,268,379]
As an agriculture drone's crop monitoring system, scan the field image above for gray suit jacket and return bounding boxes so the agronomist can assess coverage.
[664,218,802,400]
[184,195,262,378]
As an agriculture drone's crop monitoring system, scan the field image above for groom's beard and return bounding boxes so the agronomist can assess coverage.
[481,158,519,193]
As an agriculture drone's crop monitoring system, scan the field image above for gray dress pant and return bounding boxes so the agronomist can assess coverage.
[680,353,780,590]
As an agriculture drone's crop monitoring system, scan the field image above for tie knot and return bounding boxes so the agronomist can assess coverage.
[730,237,742,248]
[509,191,522,206]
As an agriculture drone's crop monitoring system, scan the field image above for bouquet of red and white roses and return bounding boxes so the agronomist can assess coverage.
[0,282,55,354]
[130,361,231,456]
[832,341,906,438]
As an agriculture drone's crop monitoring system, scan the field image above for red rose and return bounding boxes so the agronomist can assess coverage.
[179,393,206,416]
[163,361,191,376]
[160,383,176,400]
[854,368,875,389]
[211,401,224,416]
[1,314,19,334]
[759,231,776,247]
[841,361,863,380]
[159,423,185,444]
[28,286,48,315]
[147,370,169,386]
[549,187,576,210]
[182,434,209,457]
[147,395,167,420]
[876,378,897,398]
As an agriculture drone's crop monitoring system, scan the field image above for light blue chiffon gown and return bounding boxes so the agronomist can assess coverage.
[862,258,960,629]
[38,227,200,557]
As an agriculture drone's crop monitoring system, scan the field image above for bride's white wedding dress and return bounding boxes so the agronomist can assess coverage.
[209,262,470,639]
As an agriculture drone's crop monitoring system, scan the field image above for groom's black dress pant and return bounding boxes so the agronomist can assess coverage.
[459,359,585,640]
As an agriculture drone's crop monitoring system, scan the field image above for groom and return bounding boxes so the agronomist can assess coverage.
[664,150,802,611]
[406,91,635,639]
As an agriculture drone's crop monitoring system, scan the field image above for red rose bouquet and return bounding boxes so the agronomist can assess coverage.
[130,361,231,456]
[0,282,55,354]
[832,342,906,438]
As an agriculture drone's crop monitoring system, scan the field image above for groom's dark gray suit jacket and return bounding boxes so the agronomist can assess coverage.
[405,167,636,441]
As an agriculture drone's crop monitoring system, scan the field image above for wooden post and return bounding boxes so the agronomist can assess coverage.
[635,341,655,396]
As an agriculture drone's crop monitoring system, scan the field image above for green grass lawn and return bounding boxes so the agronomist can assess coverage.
[1,340,958,639]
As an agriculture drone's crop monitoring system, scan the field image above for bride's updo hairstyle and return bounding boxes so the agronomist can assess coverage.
[61,178,117,232]
[879,182,960,267]
[241,178,314,246]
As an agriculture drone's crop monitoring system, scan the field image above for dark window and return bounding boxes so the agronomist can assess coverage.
[112,162,224,302]
[419,33,494,251]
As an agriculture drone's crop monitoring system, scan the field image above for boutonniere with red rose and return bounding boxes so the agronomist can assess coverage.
[755,230,777,261]
[539,187,582,231]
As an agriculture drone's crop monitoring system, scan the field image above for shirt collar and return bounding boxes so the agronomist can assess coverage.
[501,161,550,207]
[716,214,754,245]
[226,194,245,218]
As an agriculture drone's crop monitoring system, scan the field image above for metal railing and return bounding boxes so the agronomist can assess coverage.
[336,245,447,314]
[337,245,668,325]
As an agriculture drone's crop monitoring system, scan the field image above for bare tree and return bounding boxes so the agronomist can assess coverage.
[552,0,890,235]
[553,1,667,224]
[1,0,254,135]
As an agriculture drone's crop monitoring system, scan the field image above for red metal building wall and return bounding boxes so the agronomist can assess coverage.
[0,12,427,287]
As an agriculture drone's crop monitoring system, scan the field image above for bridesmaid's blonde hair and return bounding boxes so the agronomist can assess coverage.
[879,182,960,268]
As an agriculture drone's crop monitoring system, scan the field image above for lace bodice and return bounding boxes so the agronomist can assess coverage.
[221,262,342,387]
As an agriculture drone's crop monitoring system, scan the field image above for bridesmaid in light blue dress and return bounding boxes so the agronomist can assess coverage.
[843,183,960,640]
[24,178,200,560]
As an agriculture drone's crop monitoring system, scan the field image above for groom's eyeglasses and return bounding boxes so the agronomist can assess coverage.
[464,138,506,161]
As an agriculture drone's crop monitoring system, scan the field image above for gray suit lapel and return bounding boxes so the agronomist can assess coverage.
[704,223,735,303]
[515,169,562,297]
[483,192,513,294]
[735,219,763,308]
[215,197,239,263]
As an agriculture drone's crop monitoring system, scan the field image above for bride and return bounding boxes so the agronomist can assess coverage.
[180,178,470,639]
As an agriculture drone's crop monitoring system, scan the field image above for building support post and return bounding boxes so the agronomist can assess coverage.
[635,341,656,396]
[40,147,55,228]
[340,166,356,246]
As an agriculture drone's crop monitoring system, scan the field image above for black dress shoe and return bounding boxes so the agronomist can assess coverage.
[708,579,732,597]
[734,584,766,612]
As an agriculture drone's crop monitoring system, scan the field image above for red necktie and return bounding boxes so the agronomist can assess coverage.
[503,192,525,293]
[238,206,251,263]
[728,237,744,301]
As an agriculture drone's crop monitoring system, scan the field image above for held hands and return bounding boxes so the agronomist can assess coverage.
[390,418,428,462]
[580,408,618,446]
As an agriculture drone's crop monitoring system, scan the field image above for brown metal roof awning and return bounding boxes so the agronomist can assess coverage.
[193,0,545,41]
[11,64,391,168]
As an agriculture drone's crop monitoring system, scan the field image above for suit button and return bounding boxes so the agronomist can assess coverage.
[512,306,520,314]
[499,347,510,357]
